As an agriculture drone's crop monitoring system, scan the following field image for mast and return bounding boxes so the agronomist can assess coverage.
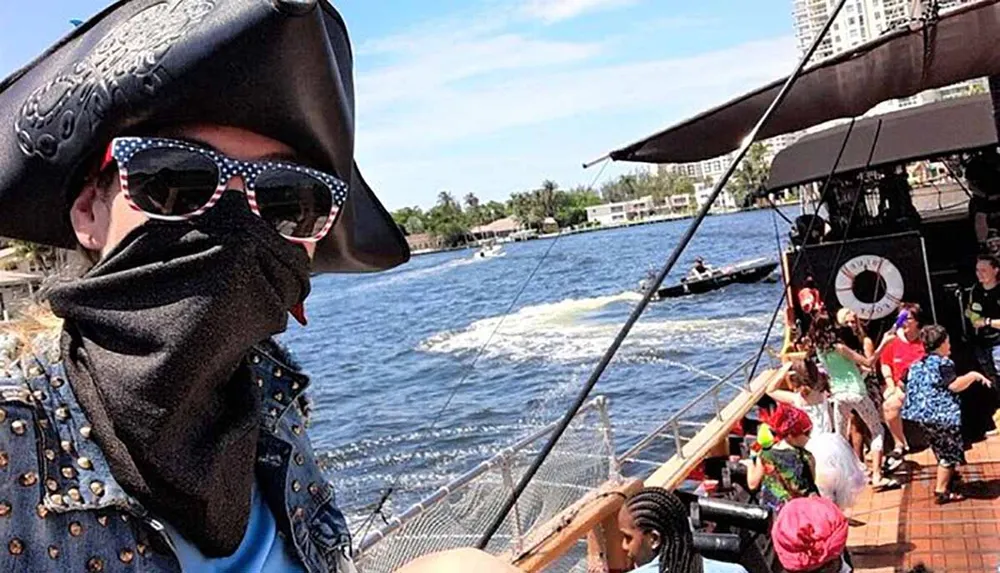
[989,75,1000,141]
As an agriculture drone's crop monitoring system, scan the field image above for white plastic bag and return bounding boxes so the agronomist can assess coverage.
[806,432,866,510]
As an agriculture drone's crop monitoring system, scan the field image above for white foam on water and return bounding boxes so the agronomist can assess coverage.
[418,292,769,363]
[346,256,479,293]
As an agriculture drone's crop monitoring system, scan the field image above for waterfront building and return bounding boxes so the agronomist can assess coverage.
[792,0,984,114]
[469,216,523,241]
[661,0,983,204]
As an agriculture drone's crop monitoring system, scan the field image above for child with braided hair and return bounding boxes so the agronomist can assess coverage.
[617,487,747,573]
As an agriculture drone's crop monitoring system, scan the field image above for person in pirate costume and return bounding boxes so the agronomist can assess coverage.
[0,1,413,571]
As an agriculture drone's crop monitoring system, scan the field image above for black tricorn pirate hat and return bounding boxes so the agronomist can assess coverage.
[0,0,409,273]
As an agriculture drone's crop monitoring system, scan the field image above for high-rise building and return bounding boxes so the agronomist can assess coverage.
[792,0,984,113]
[660,0,983,195]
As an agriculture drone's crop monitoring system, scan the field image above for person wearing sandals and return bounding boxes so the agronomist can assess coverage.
[879,304,927,470]
[835,308,885,464]
[808,315,898,491]
[903,325,992,504]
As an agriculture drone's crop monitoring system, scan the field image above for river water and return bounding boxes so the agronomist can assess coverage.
[282,208,793,523]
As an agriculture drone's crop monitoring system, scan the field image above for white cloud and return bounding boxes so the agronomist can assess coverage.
[356,36,796,154]
[522,0,639,23]
[349,4,797,210]
[358,34,604,109]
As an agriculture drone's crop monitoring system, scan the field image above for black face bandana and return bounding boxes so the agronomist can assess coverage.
[47,192,311,556]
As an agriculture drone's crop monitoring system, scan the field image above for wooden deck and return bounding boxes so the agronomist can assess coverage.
[847,433,1000,573]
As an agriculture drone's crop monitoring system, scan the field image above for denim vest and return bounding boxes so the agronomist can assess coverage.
[0,334,354,572]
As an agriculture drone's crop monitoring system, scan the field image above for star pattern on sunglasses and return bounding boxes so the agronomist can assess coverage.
[107,136,347,243]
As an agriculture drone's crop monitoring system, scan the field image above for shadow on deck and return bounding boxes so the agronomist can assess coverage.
[847,434,1000,572]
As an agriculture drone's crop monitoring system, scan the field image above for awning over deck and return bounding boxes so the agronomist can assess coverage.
[766,94,998,190]
[603,0,1000,165]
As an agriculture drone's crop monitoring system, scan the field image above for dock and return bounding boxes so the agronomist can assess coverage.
[847,432,1000,572]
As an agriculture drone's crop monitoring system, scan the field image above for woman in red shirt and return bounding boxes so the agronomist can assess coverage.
[879,303,926,464]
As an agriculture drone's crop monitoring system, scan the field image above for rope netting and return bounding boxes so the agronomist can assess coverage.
[356,404,615,573]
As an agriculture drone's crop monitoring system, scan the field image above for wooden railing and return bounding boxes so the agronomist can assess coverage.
[512,364,790,572]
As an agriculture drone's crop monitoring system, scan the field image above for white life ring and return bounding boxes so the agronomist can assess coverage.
[834,255,905,319]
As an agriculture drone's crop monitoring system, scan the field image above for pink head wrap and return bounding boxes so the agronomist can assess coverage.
[772,497,848,571]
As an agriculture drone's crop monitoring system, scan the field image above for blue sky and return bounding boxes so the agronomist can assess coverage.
[0,0,796,211]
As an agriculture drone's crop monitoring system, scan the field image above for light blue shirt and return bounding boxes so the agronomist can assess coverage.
[633,555,749,573]
[160,483,306,573]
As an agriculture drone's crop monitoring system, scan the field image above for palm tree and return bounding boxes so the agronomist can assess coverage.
[437,191,459,211]
[536,180,559,218]
[464,193,485,227]
[463,193,480,211]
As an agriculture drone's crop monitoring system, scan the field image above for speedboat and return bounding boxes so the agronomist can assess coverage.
[474,243,505,259]
[640,257,778,299]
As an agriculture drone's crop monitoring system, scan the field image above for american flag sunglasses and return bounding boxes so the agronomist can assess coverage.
[103,136,347,243]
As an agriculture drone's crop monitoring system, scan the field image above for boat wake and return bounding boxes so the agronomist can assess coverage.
[419,292,770,363]
[346,256,479,293]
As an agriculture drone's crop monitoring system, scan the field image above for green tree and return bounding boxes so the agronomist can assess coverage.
[727,142,771,207]
[535,180,559,219]
[484,200,508,222]
[463,192,485,227]
[437,191,459,212]
[425,191,469,246]
[652,170,696,203]
[600,174,638,203]
[404,215,426,234]
[555,185,602,227]
[508,191,541,229]
[390,206,426,235]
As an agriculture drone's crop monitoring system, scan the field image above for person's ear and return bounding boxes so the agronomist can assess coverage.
[649,530,662,552]
[69,181,111,252]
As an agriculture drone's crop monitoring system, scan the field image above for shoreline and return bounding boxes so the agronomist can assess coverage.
[409,203,797,257]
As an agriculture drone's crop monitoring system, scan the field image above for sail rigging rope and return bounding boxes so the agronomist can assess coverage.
[745,116,860,391]
[817,119,884,307]
[476,0,851,551]
[353,150,613,550]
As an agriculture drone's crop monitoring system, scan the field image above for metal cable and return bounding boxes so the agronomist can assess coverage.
[354,156,612,551]
[477,0,851,550]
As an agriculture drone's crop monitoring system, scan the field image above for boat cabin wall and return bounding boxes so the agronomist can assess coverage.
[780,166,983,370]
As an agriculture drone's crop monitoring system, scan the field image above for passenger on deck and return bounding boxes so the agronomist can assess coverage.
[879,303,926,466]
[836,308,885,464]
[688,257,713,280]
[968,254,1000,386]
[396,549,520,573]
[809,315,895,490]
[964,151,1000,248]
[902,325,993,505]
[876,165,920,230]
[797,274,825,316]
[805,432,867,511]
[771,497,851,573]
[965,255,1000,438]
[745,403,818,512]
[618,487,748,573]
[767,358,833,434]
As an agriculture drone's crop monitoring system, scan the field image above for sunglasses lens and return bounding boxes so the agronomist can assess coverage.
[254,169,334,239]
[126,148,218,216]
